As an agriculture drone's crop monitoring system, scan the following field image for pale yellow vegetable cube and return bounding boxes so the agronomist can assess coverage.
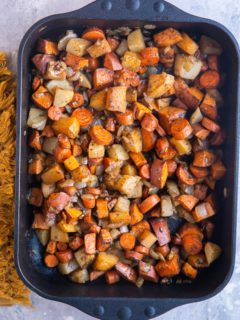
[50,225,69,242]
[88,140,105,158]
[64,155,79,171]
[66,38,91,57]
[170,138,192,155]
[41,164,64,185]
[52,117,80,139]
[137,230,157,248]
[94,252,119,271]
[121,51,141,72]
[127,29,146,53]
[108,144,129,161]
[114,196,130,212]
[147,73,175,98]
[177,32,199,55]
[53,88,74,108]
[204,242,222,265]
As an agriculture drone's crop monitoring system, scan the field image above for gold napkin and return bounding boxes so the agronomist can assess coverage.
[0,52,30,306]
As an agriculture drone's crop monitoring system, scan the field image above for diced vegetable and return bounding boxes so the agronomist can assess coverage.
[127,29,146,53]
[66,38,91,57]
[174,54,202,80]
[50,225,69,243]
[204,242,222,265]
[147,73,175,98]
[94,252,119,271]
[176,32,199,55]
[69,269,89,283]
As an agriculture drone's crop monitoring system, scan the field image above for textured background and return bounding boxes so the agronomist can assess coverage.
[0,0,239,319]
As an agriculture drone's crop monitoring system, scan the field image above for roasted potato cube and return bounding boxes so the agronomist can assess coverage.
[74,249,95,269]
[45,61,67,80]
[58,259,79,275]
[177,32,199,55]
[147,73,175,98]
[114,196,130,212]
[94,252,119,271]
[41,164,64,184]
[170,138,192,155]
[52,117,80,139]
[37,39,59,55]
[192,202,215,222]
[71,165,90,181]
[45,79,73,95]
[42,137,58,155]
[127,29,146,53]
[79,72,92,89]
[107,144,129,161]
[116,39,128,57]
[174,54,202,80]
[87,38,111,58]
[35,229,50,246]
[88,140,105,158]
[109,211,131,225]
[66,38,91,57]
[204,242,222,265]
[89,89,107,111]
[96,198,109,218]
[154,28,182,47]
[121,164,137,176]
[122,127,142,153]
[32,85,53,109]
[69,269,89,283]
[116,175,143,198]
[121,51,141,72]
[190,107,203,125]
[137,229,157,248]
[199,35,222,55]
[64,155,79,171]
[106,86,127,113]
[50,225,69,243]
[57,220,78,233]
[53,88,74,108]
[161,195,174,217]
[27,107,47,130]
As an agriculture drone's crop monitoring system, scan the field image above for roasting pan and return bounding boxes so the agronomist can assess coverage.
[15,0,240,319]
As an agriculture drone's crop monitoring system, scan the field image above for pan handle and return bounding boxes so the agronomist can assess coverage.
[70,0,202,22]
[68,298,184,320]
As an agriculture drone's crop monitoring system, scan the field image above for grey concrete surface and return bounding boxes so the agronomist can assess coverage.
[0,1,239,319]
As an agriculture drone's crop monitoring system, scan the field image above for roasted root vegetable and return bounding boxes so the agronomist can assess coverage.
[28,27,225,286]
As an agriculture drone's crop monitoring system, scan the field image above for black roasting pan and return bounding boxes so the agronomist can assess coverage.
[15,0,240,319]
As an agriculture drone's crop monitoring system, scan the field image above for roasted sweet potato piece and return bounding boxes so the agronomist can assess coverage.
[129,152,147,168]
[93,68,114,89]
[97,228,112,252]
[65,52,88,70]
[140,47,159,66]
[32,213,49,230]
[192,124,210,140]
[192,202,215,222]
[155,253,180,277]
[176,164,197,186]
[115,262,137,284]
[154,28,182,47]
[139,261,159,283]
[120,233,136,251]
[182,262,197,279]
[41,164,64,185]
[96,198,109,219]
[211,160,226,180]
[141,113,158,132]
[193,150,216,167]
[190,164,208,180]
[45,192,70,214]
[69,236,84,251]
[32,85,53,109]
[84,233,96,255]
[105,270,120,284]
[82,27,105,41]
[150,159,168,189]
[131,220,150,237]
[28,188,43,207]
[159,106,186,133]
[139,194,160,214]
[107,37,120,51]
[174,77,199,109]
[125,250,144,262]
[147,73,175,98]
[150,219,171,246]
[130,203,143,226]
[177,195,199,211]
[28,156,44,175]
[104,52,122,71]
[141,128,156,152]
[170,118,193,140]
[201,117,220,133]
[199,70,220,89]
[166,159,177,177]
[106,86,127,113]
[182,234,203,255]
[37,39,59,55]
[200,93,217,120]
[29,130,42,150]
[114,69,140,87]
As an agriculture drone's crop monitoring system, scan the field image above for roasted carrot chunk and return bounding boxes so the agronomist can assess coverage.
[141,113,158,132]
[199,70,220,89]
[82,27,105,41]
[139,194,160,214]
[90,125,113,145]
[44,254,59,268]
[56,249,73,263]
[170,118,193,140]
[182,262,197,279]
[104,52,122,71]
[105,270,120,284]
[120,233,136,251]
[177,195,199,211]
[115,109,134,125]
[72,108,93,127]
[155,253,180,277]
[93,68,114,89]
